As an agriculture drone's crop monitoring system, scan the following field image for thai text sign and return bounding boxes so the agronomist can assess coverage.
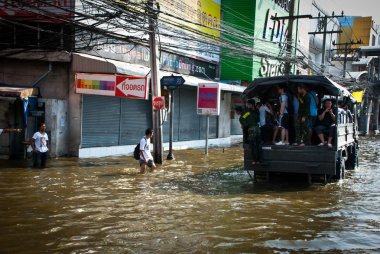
[197,83,220,115]
[75,73,148,100]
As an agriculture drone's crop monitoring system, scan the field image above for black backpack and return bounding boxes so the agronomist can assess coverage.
[133,143,140,160]
[133,138,146,160]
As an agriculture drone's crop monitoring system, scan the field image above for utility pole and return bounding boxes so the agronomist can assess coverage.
[148,0,163,164]
[332,39,362,77]
[271,0,311,75]
[309,12,343,73]
[284,0,295,75]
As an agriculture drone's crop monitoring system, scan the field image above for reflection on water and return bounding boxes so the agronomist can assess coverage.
[0,137,379,253]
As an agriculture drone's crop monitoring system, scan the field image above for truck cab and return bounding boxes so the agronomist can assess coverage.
[243,75,359,183]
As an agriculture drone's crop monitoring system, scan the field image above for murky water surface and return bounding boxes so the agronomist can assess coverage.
[0,137,379,253]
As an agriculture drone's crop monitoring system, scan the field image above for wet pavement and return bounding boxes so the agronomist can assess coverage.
[0,137,379,253]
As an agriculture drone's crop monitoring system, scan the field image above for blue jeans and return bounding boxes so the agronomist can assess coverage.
[33,152,48,168]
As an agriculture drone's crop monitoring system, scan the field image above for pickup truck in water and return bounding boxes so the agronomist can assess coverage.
[242,75,359,184]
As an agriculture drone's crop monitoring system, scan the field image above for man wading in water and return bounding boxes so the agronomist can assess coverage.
[139,128,156,173]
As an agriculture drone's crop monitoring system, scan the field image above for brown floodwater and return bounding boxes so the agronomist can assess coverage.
[0,137,379,253]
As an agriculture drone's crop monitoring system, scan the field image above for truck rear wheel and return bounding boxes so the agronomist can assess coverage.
[346,143,359,170]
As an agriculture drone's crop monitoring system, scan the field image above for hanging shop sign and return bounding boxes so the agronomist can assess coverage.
[88,44,217,79]
[197,83,220,116]
[0,0,74,22]
[75,73,148,100]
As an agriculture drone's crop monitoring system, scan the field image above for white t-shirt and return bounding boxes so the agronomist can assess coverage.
[259,105,271,127]
[32,131,49,153]
[0,129,3,135]
[139,137,153,161]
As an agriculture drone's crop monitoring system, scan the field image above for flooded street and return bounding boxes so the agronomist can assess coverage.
[0,137,380,253]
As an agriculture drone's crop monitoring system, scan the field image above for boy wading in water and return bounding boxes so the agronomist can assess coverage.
[139,128,156,173]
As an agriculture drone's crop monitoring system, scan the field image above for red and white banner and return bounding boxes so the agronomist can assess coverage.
[75,73,149,100]
[115,75,148,99]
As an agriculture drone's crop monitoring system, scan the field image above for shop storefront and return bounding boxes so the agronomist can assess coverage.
[71,53,245,158]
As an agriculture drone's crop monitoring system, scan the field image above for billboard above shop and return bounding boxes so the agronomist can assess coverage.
[75,73,149,100]
[0,0,74,22]
[158,0,221,63]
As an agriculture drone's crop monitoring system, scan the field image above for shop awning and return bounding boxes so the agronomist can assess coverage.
[0,86,38,99]
[352,57,375,66]
[72,53,246,93]
[348,71,368,81]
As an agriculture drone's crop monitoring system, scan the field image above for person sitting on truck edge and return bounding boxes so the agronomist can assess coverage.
[314,99,336,147]
[294,84,310,146]
[275,85,289,145]
[242,99,261,164]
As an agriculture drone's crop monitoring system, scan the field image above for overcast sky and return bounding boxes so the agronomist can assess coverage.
[316,0,380,26]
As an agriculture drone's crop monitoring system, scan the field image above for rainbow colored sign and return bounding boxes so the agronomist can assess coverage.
[75,73,148,100]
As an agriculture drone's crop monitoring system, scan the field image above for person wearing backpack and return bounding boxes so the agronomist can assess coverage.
[139,128,156,173]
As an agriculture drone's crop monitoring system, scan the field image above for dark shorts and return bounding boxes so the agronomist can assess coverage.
[279,114,289,129]
[139,159,154,167]
[308,116,317,128]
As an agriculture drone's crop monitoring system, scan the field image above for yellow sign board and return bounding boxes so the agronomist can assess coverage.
[159,0,220,39]
[352,90,364,103]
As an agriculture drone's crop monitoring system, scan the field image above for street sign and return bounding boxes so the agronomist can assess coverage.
[152,96,165,110]
[160,75,185,87]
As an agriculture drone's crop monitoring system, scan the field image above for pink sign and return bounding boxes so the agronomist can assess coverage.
[197,83,220,115]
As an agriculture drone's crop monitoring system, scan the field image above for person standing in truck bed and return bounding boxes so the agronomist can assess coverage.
[275,85,290,145]
[294,84,310,146]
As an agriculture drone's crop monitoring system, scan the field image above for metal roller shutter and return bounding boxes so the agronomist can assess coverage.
[82,95,152,148]
[200,115,218,139]
[231,118,242,135]
[178,86,201,141]
[177,86,218,141]
[120,98,152,145]
[82,95,121,148]
[162,89,180,142]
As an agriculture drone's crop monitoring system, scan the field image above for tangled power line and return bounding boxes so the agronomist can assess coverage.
[0,0,361,88]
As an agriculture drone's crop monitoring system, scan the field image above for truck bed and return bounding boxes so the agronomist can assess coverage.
[245,144,338,175]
